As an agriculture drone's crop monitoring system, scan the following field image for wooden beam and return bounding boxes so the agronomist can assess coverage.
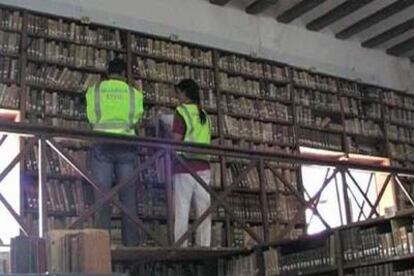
[362,18,414,48]
[246,0,278,14]
[277,0,327,23]
[209,0,231,6]
[307,0,375,31]
[386,37,414,56]
[336,0,414,39]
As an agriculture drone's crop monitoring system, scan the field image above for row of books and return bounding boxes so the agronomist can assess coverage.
[221,95,292,122]
[26,89,86,120]
[136,187,167,218]
[133,57,215,88]
[390,143,414,161]
[263,83,291,101]
[272,195,302,223]
[292,70,337,92]
[219,73,260,95]
[294,88,341,111]
[348,265,414,276]
[296,107,343,131]
[299,128,342,151]
[138,80,217,109]
[24,143,88,175]
[0,30,20,54]
[342,97,362,116]
[27,38,119,70]
[347,137,383,156]
[362,87,381,101]
[26,115,90,129]
[341,224,414,263]
[123,261,211,276]
[362,102,382,119]
[131,35,213,67]
[387,124,414,143]
[23,179,90,215]
[216,194,263,222]
[26,63,101,93]
[0,9,22,31]
[218,55,264,78]
[27,14,123,49]
[0,56,18,81]
[223,115,294,144]
[218,254,258,276]
[348,263,393,276]
[0,83,19,108]
[216,162,298,193]
[392,160,414,169]
[266,166,299,192]
[267,235,336,275]
[219,55,289,82]
[338,80,360,97]
[344,119,383,137]
[384,107,414,126]
[383,90,414,110]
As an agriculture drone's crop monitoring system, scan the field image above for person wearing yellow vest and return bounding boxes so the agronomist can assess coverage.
[172,79,212,247]
[86,57,144,246]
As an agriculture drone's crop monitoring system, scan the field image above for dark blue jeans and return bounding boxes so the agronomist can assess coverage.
[90,144,139,246]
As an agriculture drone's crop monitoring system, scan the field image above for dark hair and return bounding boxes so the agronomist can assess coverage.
[108,57,127,75]
[175,79,207,124]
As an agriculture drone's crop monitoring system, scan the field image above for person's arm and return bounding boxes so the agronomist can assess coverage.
[134,88,144,136]
[172,112,185,141]
[85,85,96,128]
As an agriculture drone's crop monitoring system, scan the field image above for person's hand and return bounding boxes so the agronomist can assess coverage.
[157,107,172,115]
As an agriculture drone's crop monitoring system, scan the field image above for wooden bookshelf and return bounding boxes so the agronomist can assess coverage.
[259,210,414,276]
[0,4,413,272]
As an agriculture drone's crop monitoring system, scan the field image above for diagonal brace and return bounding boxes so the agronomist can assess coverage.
[173,153,263,245]
[47,138,167,247]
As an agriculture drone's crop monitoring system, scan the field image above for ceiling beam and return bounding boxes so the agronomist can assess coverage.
[386,37,414,56]
[307,0,375,31]
[209,0,231,6]
[361,18,414,48]
[277,0,327,23]
[246,0,279,14]
[336,0,414,39]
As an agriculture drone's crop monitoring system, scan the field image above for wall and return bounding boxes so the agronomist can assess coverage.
[3,0,413,92]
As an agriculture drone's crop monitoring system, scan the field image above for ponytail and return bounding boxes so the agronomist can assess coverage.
[199,107,207,125]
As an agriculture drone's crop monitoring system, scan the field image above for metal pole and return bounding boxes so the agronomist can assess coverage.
[259,159,269,243]
[395,175,414,207]
[368,173,392,219]
[38,137,47,237]
[340,168,352,224]
[165,150,174,246]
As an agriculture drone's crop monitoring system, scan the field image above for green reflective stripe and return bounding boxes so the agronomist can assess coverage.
[180,105,195,141]
[94,122,132,129]
[128,85,135,127]
[94,82,102,124]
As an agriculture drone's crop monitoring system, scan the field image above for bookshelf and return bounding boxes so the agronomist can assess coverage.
[0,2,413,267]
[259,211,414,275]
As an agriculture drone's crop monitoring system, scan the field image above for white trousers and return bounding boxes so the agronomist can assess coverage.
[173,170,211,247]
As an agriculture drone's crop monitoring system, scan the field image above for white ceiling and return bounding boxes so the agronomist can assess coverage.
[212,0,414,61]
